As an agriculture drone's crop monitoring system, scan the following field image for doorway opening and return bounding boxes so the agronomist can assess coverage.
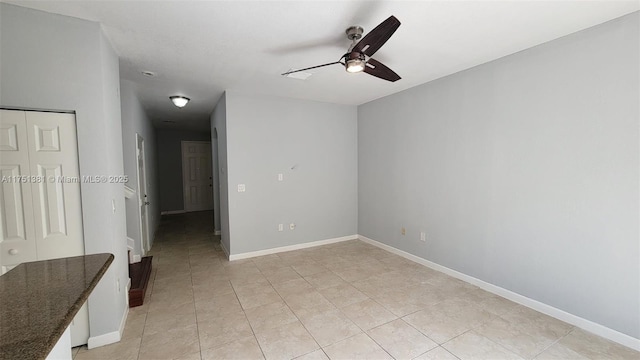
[136,134,150,254]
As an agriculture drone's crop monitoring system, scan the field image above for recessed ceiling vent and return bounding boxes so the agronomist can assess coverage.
[284,71,313,80]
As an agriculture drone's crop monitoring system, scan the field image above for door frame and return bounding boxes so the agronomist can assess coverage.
[135,133,150,254]
[212,128,221,235]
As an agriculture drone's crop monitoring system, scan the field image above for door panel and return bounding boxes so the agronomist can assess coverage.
[0,123,19,151]
[1,166,28,240]
[36,164,67,237]
[182,141,213,212]
[0,110,37,271]
[25,111,83,260]
[34,124,61,152]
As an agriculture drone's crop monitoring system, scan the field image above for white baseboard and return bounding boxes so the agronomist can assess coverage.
[47,326,72,359]
[160,210,185,215]
[214,230,221,236]
[87,330,120,349]
[229,235,357,261]
[220,240,230,260]
[127,237,135,263]
[87,304,128,349]
[148,224,159,252]
[357,235,640,351]
[126,278,131,307]
[119,306,128,338]
[132,254,141,263]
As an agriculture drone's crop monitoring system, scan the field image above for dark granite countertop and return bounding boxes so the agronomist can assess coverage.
[0,253,114,360]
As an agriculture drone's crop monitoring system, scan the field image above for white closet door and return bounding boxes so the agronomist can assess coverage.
[0,109,88,347]
[25,111,84,259]
[0,110,37,273]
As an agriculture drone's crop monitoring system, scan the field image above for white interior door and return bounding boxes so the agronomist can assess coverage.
[26,111,84,259]
[0,110,37,272]
[136,134,149,254]
[182,141,213,212]
[0,109,88,346]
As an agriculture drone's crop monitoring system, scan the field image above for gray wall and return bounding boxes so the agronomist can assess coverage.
[358,13,639,339]
[225,92,358,255]
[0,3,128,339]
[156,129,211,212]
[211,93,229,252]
[121,80,160,255]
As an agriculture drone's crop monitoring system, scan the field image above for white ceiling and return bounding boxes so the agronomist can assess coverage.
[4,1,639,131]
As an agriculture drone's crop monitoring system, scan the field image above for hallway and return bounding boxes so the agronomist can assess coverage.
[74,212,638,360]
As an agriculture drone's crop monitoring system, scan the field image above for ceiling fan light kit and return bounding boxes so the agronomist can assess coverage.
[282,15,402,82]
[345,52,366,73]
[346,59,365,73]
[170,96,190,108]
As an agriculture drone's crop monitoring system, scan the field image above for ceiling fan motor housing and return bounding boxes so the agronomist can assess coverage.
[345,51,366,62]
[345,26,364,40]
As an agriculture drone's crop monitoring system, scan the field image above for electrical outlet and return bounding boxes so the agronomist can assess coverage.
[401,227,406,235]
[237,184,246,192]
[420,232,426,242]
[278,224,284,232]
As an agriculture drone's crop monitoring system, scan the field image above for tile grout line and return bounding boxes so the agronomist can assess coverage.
[358,329,400,359]
[251,257,321,359]
[232,263,270,360]
[277,265,364,354]
[135,265,156,360]
[530,326,578,359]
[189,252,203,360]
[281,262,400,357]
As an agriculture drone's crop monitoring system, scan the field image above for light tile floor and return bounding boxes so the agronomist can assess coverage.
[75,211,639,360]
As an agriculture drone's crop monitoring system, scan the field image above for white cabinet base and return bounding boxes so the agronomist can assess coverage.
[46,326,71,360]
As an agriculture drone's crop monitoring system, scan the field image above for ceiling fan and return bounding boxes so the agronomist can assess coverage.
[282,15,401,82]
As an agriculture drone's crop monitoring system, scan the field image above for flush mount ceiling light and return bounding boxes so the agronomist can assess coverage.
[170,96,190,108]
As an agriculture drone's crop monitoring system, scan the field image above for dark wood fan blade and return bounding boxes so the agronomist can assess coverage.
[353,15,401,57]
[364,58,401,82]
[281,61,341,76]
